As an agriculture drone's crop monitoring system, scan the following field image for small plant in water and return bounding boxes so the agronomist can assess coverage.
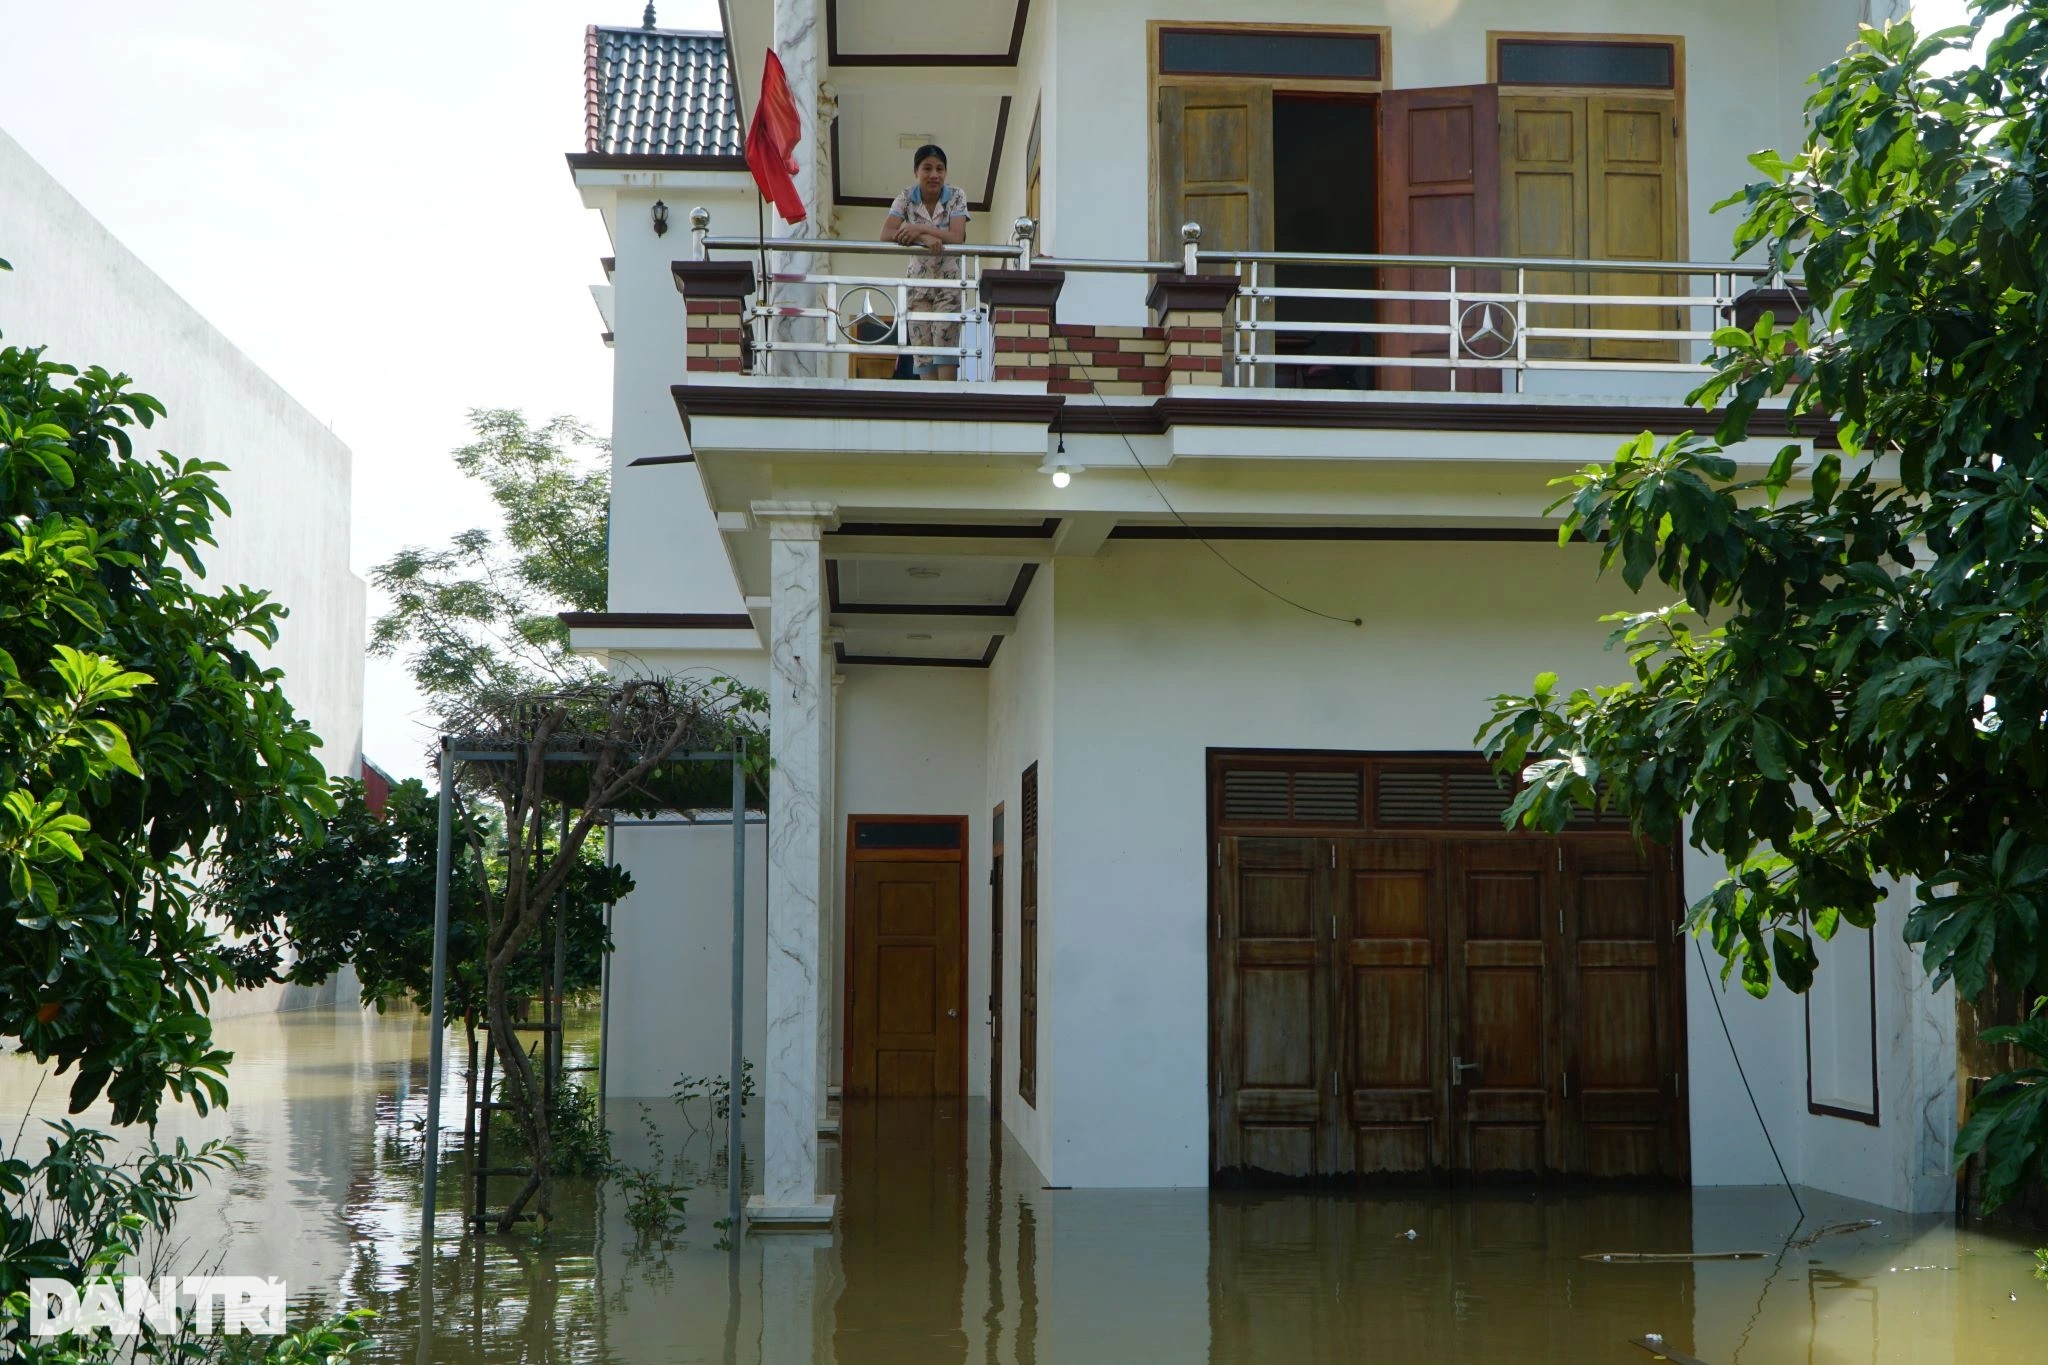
[620,1113,691,1238]
[673,1060,755,1137]
[2035,1246,2047,1286]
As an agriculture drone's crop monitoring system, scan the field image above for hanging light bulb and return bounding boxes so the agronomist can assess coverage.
[1051,465,1072,489]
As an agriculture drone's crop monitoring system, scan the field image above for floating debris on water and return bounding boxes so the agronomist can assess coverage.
[1585,1251,1767,1263]
[1791,1219,1883,1249]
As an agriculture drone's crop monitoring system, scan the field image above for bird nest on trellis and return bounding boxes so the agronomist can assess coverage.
[443,677,762,816]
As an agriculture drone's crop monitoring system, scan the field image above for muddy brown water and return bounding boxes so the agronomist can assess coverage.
[3,1005,2045,1363]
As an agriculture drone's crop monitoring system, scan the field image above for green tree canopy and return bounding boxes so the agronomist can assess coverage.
[1,330,332,1126]
[1480,5,2048,1206]
[213,777,627,1022]
[371,410,608,716]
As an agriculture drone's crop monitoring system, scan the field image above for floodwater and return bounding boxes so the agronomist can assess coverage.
[3,1006,2046,1363]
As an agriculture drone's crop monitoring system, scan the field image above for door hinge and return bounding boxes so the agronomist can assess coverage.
[1330,912,1337,941]
[1563,1070,1571,1099]
[1330,844,1336,870]
[1215,842,1222,868]
[1215,910,1222,940]
[1557,847,1564,872]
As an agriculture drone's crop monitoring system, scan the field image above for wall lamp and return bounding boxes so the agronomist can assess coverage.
[652,200,670,237]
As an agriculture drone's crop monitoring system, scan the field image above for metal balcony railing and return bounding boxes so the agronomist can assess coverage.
[686,209,1801,392]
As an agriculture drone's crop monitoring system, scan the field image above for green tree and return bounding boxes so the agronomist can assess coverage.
[1,328,331,1127]
[0,262,365,1356]
[1479,5,2048,1209]
[212,777,628,1022]
[370,410,608,717]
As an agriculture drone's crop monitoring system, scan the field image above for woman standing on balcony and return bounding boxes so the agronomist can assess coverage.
[881,144,970,380]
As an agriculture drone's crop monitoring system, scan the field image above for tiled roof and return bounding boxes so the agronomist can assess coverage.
[584,22,742,157]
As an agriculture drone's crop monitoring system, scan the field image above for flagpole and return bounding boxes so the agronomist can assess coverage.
[754,189,770,374]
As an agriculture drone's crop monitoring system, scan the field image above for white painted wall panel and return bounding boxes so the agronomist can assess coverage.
[0,127,364,780]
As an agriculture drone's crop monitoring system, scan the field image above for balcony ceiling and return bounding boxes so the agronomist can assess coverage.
[828,0,1027,64]
[831,79,1011,209]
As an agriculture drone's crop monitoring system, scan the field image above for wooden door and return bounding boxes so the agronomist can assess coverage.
[847,860,965,1097]
[1157,83,1275,259]
[1500,95,1589,360]
[1562,839,1687,1178]
[1335,839,1449,1177]
[1501,94,1682,364]
[1377,84,1502,392]
[1213,836,1332,1179]
[1445,840,1560,1176]
[1587,97,1681,362]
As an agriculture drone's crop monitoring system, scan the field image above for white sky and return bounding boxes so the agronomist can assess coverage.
[0,0,721,780]
[0,1,1988,780]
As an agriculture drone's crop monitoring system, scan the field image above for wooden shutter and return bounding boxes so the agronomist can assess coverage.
[1501,94,1682,364]
[1336,839,1449,1175]
[1586,96,1681,362]
[1500,95,1590,360]
[1157,83,1275,259]
[1561,839,1686,1177]
[1018,764,1039,1108]
[1213,836,1332,1178]
[1377,84,1502,393]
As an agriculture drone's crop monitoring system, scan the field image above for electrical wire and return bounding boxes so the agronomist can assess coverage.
[1048,333,1363,628]
[1695,937,1805,1221]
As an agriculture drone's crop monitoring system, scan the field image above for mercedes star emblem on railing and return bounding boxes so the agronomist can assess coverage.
[836,285,897,344]
[1458,300,1516,361]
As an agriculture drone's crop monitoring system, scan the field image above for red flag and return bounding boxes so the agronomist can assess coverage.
[746,49,807,225]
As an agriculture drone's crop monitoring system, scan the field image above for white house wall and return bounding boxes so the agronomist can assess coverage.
[605,820,768,1100]
[0,128,364,781]
[0,129,364,1019]
[603,174,755,616]
[830,666,992,1096]
[985,563,1058,1177]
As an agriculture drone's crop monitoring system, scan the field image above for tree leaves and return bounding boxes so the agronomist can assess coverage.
[2,336,333,1128]
[370,409,612,739]
[1477,0,2048,1198]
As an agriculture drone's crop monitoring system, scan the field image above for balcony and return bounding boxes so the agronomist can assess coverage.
[674,208,1807,409]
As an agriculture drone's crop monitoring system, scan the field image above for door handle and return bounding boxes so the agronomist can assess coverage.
[1452,1056,1481,1087]
[947,1009,959,1018]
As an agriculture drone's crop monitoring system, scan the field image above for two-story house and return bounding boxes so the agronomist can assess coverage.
[568,0,1955,1228]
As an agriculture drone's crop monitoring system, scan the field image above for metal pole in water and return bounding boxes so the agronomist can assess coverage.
[421,741,455,1249]
[728,739,748,1240]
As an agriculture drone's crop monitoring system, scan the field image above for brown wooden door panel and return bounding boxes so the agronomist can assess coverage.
[1588,97,1682,362]
[1337,840,1447,1176]
[1214,837,1329,1178]
[1447,841,1560,1176]
[1158,83,1275,259]
[848,860,963,1098]
[1563,839,1684,1178]
[1209,758,1688,1187]
[1377,85,1502,393]
[1500,95,1590,360]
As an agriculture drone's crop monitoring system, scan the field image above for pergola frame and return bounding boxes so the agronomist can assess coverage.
[418,733,752,1247]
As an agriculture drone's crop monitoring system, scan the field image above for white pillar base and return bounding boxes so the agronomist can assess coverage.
[746,1194,837,1229]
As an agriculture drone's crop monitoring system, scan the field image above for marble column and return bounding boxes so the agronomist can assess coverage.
[748,501,838,1227]
[770,0,828,375]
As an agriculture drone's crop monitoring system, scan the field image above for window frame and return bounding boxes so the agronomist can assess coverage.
[1487,31,1685,99]
[1156,23,1388,84]
[1147,21,1392,288]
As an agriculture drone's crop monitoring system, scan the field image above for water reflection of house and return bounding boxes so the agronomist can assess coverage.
[566,1,1954,1226]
